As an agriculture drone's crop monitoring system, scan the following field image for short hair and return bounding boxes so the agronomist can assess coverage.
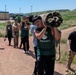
[32,16,42,23]
[22,16,27,20]
[7,20,11,23]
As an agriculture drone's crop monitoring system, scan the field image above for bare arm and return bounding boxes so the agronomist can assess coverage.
[52,27,61,41]
[35,27,47,40]
[18,22,22,30]
[12,24,14,32]
[5,26,7,36]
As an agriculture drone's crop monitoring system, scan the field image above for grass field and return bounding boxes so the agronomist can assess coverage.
[0,23,6,37]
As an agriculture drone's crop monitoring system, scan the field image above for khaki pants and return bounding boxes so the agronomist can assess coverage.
[67,51,76,67]
[13,32,19,47]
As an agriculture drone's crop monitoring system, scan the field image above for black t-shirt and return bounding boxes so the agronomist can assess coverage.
[68,31,76,51]
[36,27,55,55]
[6,25,12,34]
[21,22,29,37]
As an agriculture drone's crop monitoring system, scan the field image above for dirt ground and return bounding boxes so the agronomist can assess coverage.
[0,27,76,75]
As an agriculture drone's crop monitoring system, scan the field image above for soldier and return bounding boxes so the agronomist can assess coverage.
[67,31,76,69]
[12,19,19,48]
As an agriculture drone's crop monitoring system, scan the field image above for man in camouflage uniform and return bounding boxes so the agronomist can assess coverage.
[12,19,19,48]
[67,31,76,69]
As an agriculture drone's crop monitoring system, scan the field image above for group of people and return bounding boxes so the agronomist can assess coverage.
[4,16,30,54]
[4,14,76,75]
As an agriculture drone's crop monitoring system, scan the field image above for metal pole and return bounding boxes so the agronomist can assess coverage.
[19,7,21,14]
[31,5,33,15]
[5,5,6,22]
[5,5,6,11]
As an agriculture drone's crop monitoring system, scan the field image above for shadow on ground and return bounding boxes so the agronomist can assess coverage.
[25,50,35,59]
[0,48,5,50]
[54,71,62,75]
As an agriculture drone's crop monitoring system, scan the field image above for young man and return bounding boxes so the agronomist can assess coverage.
[4,21,13,46]
[19,16,30,54]
[30,24,37,75]
[19,16,30,49]
[33,16,61,75]
[67,31,76,69]
[12,19,19,48]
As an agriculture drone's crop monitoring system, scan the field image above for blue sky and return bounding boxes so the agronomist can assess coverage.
[0,0,76,13]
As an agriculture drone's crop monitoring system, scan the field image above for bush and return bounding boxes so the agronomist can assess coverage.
[66,70,76,75]
[0,32,4,37]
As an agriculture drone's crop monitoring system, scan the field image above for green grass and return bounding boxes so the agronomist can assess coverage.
[0,23,6,37]
[59,51,68,63]
[60,39,67,44]
[59,10,76,30]
[66,70,76,75]
[73,56,76,64]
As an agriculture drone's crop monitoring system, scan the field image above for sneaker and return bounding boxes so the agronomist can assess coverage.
[23,50,25,53]
[14,46,16,48]
[9,43,11,46]
[25,50,30,54]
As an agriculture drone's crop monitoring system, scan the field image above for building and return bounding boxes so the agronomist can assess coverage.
[0,11,9,20]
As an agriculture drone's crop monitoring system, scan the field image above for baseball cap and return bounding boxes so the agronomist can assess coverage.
[32,16,42,23]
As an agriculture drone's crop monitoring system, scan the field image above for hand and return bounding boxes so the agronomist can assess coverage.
[43,24,47,29]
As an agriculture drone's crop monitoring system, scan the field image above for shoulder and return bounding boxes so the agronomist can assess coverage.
[69,31,75,36]
[30,25,37,31]
[68,31,74,39]
[35,27,43,32]
[30,25,37,29]
[12,23,15,26]
[46,27,51,32]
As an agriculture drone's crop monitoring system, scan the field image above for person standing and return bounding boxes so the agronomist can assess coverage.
[33,16,61,75]
[19,16,30,53]
[12,19,19,48]
[19,17,30,50]
[4,21,13,46]
[67,31,76,69]
[30,24,38,75]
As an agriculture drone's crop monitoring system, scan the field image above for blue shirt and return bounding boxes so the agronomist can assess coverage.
[30,25,37,47]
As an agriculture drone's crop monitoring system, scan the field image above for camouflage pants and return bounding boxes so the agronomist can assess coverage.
[13,32,19,47]
[67,51,76,67]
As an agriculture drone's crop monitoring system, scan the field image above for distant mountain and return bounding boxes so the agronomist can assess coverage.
[9,9,70,17]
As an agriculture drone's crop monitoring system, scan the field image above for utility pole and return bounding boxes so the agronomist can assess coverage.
[5,5,6,12]
[5,5,7,21]
[31,5,33,15]
[19,7,21,14]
